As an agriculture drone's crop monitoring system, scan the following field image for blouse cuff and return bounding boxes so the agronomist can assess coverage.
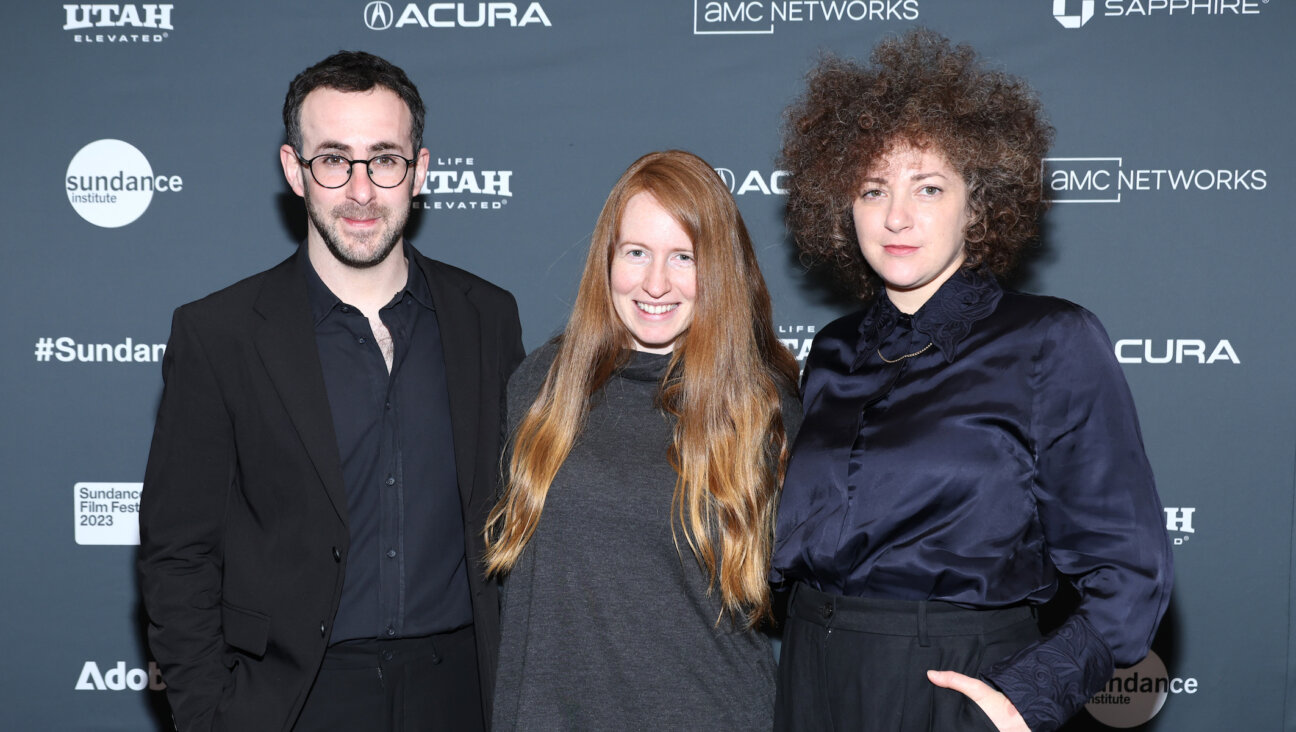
[980,615,1114,732]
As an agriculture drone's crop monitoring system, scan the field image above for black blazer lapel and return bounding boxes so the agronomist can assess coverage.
[251,253,349,525]
[418,254,482,509]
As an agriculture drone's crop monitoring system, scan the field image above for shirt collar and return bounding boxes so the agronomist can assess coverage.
[856,267,1003,363]
[400,247,436,312]
[301,243,435,326]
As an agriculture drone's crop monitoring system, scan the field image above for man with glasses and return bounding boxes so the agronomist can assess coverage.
[139,51,523,732]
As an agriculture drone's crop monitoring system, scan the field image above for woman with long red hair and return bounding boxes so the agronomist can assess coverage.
[486,150,801,730]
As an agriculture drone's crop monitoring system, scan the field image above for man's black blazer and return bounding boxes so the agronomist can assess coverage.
[138,248,524,732]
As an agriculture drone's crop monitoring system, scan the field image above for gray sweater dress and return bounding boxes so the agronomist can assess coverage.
[492,342,802,731]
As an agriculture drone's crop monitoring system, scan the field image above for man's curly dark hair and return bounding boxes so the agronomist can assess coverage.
[780,28,1054,301]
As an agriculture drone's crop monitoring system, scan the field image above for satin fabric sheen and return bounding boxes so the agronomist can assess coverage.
[770,268,1172,730]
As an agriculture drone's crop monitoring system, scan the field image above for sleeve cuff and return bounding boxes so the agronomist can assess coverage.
[981,615,1115,732]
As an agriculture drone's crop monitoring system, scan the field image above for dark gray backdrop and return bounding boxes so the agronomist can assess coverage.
[3,1,1293,729]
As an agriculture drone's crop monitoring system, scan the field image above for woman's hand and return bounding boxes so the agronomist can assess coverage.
[926,669,1030,732]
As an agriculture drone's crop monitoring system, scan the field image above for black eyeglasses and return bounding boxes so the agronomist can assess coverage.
[295,152,417,189]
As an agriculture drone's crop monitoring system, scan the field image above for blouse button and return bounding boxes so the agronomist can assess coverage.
[821,603,834,620]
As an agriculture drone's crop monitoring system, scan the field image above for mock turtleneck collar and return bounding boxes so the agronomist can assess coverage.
[616,349,673,382]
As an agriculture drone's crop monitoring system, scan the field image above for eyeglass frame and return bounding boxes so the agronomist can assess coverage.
[294,151,418,189]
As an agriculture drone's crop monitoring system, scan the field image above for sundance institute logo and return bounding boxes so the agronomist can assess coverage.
[1084,650,1198,728]
[65,140,183,228]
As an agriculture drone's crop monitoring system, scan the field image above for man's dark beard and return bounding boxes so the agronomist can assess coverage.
[305,189,407,269]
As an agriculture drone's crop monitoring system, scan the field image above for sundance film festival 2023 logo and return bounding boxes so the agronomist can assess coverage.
[363,1,551,29]
[75,483,142,545]
[1045,157,1265,203]
[63,3,174,42]
[66,140,182,227]
[1053,0,1268,28]
[694,0,918,35]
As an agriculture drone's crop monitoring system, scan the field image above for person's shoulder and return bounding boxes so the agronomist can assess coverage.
[506,339,560,414]
[998,289,1104,331]
[998,290,1117,365]
[173,255,294,322]
[512,339,559,385]
[416,252,516,303]
[817,307,868,338]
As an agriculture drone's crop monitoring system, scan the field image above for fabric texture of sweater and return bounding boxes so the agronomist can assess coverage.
[493,341,802,731]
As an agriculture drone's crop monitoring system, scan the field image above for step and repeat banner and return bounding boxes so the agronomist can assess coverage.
[3,1,1293,729]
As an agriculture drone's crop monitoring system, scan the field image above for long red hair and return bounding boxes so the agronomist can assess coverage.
[485,150,799,625]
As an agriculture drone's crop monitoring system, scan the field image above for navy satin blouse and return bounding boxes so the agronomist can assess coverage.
[771,269,1173,730]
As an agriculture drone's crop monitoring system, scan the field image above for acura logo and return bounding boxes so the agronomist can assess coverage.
[364,1,394,30]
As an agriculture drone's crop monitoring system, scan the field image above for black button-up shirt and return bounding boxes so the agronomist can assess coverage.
[772,268,1172,729]
[304,249,472,642]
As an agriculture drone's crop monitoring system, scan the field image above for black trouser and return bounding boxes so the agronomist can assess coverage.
[295,625,483,732]
[775,584,1039,732]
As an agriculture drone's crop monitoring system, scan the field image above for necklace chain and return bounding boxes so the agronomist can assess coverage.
[877,341,933,364]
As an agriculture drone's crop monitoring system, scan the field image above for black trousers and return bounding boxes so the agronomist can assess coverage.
[774,584,1040,732]
[294,625,484,732]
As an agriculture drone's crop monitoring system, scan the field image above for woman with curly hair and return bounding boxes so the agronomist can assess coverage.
[486,150,802,729]
[770,29,1172,731]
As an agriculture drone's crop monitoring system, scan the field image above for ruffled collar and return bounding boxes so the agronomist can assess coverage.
[856,268,1003,363]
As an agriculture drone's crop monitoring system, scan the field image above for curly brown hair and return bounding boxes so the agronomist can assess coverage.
[780,28,1054,300]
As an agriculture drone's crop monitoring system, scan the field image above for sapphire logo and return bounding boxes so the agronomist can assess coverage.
[365,1,394,29]
[1055,0,1267,28]
[1053,0,1095,28]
